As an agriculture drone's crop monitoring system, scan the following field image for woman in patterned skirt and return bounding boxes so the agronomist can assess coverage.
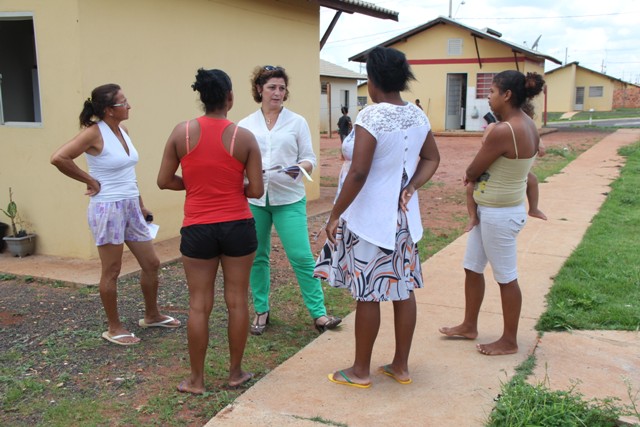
[315,46,440,388]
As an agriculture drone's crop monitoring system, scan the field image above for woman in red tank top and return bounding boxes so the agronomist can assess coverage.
[157,68,263,394]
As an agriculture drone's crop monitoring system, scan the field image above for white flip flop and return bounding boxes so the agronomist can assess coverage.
[138,316,181,328]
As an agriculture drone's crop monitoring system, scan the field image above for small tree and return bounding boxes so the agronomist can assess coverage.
[2,188,19,237]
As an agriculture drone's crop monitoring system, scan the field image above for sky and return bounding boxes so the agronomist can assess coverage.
[320,0,640,84]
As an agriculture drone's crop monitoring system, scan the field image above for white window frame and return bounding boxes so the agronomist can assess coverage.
[0,12,42,127]
[588,86,604,97]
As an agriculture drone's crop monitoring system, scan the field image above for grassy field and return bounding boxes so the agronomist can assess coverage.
[487,141,640,425]
[546,108,640,122]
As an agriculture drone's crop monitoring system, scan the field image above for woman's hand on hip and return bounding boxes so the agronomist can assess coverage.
[85,179,101,196]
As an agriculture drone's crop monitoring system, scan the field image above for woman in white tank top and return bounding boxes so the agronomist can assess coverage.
[51,84,181,346]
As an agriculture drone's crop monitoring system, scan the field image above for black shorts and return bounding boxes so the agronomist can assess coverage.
[180,218,257,259]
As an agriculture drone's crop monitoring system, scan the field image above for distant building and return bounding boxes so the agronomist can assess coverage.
[350,16,560,131]
[545,62,640,112]
[319,59,366,133]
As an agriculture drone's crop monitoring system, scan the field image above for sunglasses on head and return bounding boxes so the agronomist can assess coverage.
[263,65,283,71]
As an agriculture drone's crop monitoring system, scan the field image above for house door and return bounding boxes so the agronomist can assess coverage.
[445,74,466,130]
[574,87,585,111]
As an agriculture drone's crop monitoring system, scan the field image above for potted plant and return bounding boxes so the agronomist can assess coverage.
[2,187,36,257]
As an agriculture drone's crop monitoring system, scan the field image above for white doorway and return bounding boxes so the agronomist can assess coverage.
[446,73,466,130]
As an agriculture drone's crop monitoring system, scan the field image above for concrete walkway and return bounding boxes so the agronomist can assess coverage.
[205,129,640,426]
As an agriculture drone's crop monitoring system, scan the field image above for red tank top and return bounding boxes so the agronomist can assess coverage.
[181,117,252,227]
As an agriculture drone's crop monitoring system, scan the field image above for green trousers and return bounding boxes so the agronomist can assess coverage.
[249,197,327,319]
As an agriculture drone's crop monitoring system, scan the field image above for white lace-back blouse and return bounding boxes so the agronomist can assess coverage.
[339,102,431,250]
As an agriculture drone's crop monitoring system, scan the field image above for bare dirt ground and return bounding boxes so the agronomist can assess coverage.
[0,128,611,425]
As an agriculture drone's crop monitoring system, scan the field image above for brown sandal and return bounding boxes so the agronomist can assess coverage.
[314,315,342,333]
[250,311,269,336]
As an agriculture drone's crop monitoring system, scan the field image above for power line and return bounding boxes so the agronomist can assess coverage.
[460,11,635,20]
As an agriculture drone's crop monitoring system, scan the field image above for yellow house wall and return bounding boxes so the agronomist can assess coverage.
[1,0,319,259]
[385,24,547,131]
[544,65,577,112]
[575,68,615,111]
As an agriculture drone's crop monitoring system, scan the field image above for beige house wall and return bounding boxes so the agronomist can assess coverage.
[545,65,577,112]
[575,68,615,111]
[1,0,319,259]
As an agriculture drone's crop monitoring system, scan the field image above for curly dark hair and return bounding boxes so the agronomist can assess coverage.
[250,66,289,103]
[366,46,416,93]
[79,83,120,128]
[191,68,233,112]
[493,70,545,108]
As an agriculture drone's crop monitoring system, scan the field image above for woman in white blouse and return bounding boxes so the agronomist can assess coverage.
[238,66,341,335]
[315,47,440,388]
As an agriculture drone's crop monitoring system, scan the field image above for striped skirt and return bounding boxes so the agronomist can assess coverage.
[314,208,423,302]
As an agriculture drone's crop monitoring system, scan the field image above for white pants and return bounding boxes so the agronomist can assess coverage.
[463,204,527,284]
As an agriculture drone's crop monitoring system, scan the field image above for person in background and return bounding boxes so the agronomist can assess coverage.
[440,70,545,356]
[315,46,440,388]
[157,68,263,394]
[465,101,547,232]
[415,99,423,110]
[238,65,341,336]
[337,106,352,143]
[51,84,180,346]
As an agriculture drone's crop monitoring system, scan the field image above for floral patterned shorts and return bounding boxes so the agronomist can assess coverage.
[87,198,151,246]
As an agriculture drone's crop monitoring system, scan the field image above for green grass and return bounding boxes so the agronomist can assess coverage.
[487,355,626,426]
[486,141,640,425]
[533,146,578,183]
[537,142,640,332]
[547,108,640,122]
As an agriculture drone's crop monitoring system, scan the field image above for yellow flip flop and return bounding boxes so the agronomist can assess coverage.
[379,365,412,384]
[327,371,371,389]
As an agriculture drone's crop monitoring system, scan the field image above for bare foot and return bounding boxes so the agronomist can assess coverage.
[439,325,478,339]
[227,371,254,389]
[465,217,479,232]
[176,379,204,395]
[476,340,518,356]
[528,209,547,220]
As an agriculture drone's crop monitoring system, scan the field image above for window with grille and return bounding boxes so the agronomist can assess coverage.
[588,86,603,97]
[476,73,497,99]
[321,82,328,94]
[448,38,463,55]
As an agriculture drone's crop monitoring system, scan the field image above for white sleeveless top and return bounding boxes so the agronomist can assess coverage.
[339,102,430,249]
[85,121,140,202]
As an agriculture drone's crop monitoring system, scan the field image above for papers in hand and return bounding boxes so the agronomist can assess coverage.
[146,223,159,239]
[262,164,313,181]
